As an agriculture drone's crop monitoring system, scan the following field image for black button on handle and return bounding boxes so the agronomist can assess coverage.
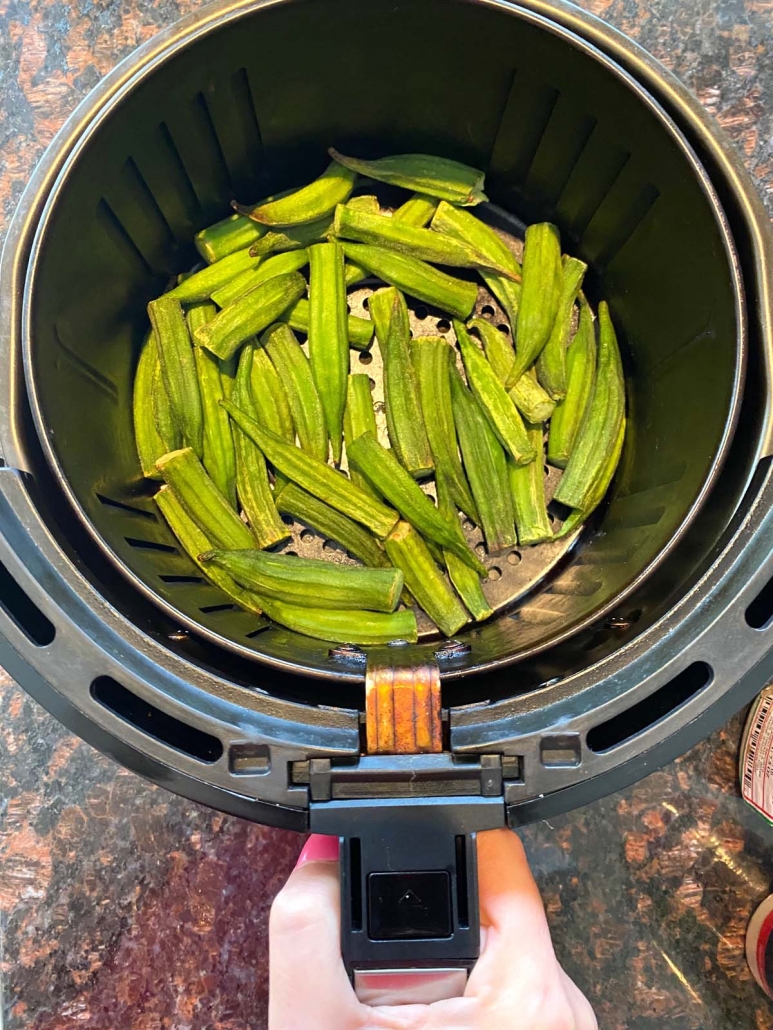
[369,871,452,941]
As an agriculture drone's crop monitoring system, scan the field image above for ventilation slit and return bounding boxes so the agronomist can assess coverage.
[97,494,157,520]
[95,199,153,275]
[158,121,201,213]
[159,574,204,584]
[125,537,179,554]
[194,91,232,190]
[123,156,176,243]
[0,559,55,646]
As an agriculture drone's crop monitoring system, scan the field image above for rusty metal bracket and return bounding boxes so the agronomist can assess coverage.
[365,657,442,755]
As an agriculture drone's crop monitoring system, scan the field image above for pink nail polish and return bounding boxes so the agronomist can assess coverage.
[295,833,340,868]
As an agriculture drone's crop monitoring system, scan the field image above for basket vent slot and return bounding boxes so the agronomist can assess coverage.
[0,559,55,646]
[746,575,773,630]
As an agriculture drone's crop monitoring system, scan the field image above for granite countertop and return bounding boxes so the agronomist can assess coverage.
[1,1,773,1027]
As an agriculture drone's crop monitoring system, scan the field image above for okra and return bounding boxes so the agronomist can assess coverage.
[263,322,327,462]
[152,356,182,456]
[201,549,403,613]
[411,335,476,518]
[344,374,380,498]
[189,302,237,509]
[437,481,493,623]
[384,522,469,637]
[167,247,261,303]
[222,403,399,539]
[556,416,626,539]
[148,296,204,457]
[247,215,332,257]
[548,297,597,468]
[210,250,310,308]
[156,447,255,550]
[467,318,555,423]
[454,321,535,466]
[134,333,176,479]
[340,243,478,320]
[195,213,267,264]
[329,148,487,206]
[193,271,306,361]
[255,595,418,645]
[346,195,381,215]
[155,486,267,620]
[509,423,552,546]
[347,432,485,573]
[449,365,515,552]
[369,288,433,478]
[308,242,349,462]
[393,193,440,228]
[248,343,295,444]
[283,297,375,351]
[535,257,587,401]
[334,204,517,279]
[554,302,625,511]
[506,223,562,388]
[241,161,357,226]
[275,482,391,569]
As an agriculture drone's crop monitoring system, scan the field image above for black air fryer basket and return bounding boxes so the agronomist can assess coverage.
[2,0,773,995]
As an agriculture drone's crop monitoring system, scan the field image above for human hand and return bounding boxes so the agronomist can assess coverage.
[269,828,597,1029]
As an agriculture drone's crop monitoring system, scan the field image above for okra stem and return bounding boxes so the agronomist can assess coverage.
[393,194,440,228]
[247,215,332,257]
[263,322,327,462]
[535,257,587,401]
[168,247,261,303]
[329,149,487,206]
[195,213,266,264]
[308,242,349,463]
[148,296,204,458]
[384,522,469,637]
[548,296,597,468]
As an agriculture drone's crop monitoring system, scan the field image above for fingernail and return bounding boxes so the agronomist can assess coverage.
[295,833,340,868]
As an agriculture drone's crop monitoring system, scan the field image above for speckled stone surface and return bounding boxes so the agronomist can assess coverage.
[1,1,773,1028]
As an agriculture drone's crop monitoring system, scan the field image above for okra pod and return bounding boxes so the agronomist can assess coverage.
[329,148,487,206]
[193,271,306,361]
[554,302,625,511]
[454,321,535,466]
[283,297,375,351]
[201,549,403,613]
[275,482,391,569]
[368,288,433,478]
[210,250,310,308]
[506,223,563,388]
[308,242,349,462]
[548,297,597,468]
[222,403,399,539]
[509,423,552,546]
[134,333,177,479]
[449,365,515,552]
[263,322,327,462]
[247,215,332,257]
[556,416,626,539]
[344,374,380,498]
[167,247,261,303]
[148,296,204,457]
[437,480,493,622]
[151,356,182,457]
[255,596,418,645]
[248,343,295,444]
[347,432,485,573]
[195,213,266,264]
[340,243,478,320]
[393,193,440,228]
[156,447,255,550]
[334,204,517,279]
[346,195,381,215]
[411,335,476,518]
[241,161,357,226]
[467,318,555,423]
[384,522,469,637]
[535,257,587,401]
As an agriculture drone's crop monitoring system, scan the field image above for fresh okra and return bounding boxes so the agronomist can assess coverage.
[134,333,177,479]
[210,250,310,308]
[344,374,380,498]
[449,365,515,552]
[148,296,204,458]
[411,335,476,519]
[195,213,266,264]
[509,423,552,546]
[240,162,357,226]
[554,302,625,511]
[247,215,333,257]
[247,343,295,444]
[368,288,434,479]
[340,243,478,320]
[347,432,485,574]
[254,595,418,645]
[556,416,626,539]
[346,195,381,215]
[467,318,555,423]
[201,549,403,613]
[282,297,375,350]
[393,193,440,228]
[263,322,327,461]
[167,247,261,303]
[437,480,493,622]
[308,242,349,463]
[155,447,255,550]
[222,402,399,539]
[454,321,535,466]
[536,257,587,401]
[506,223,563,388]
[329,148,487,206]
[151,355,182,458]
[384,522,469,637]
[548,297,597,468]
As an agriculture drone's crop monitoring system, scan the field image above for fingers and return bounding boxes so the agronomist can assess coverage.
[560,967,598,1030]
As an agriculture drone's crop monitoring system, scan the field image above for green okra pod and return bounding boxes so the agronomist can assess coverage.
[368,288,433,479]
[548,297,597,468]
[384,522,469,637]
[222,403,399,539]
[437,481,493,623]
[134,333,178,479]
[347,432,485,574]
[167,247,261,303]
[505,223,563,388]
[329,148,487,206]
[449,365,515,552]
[211,249,310,308]
[535,257,587,401]
[411,335,476,518]
[247,215,333,258]
[509,423,552,546]
[151,356,182,455]
[241,161,357,226]
[156,447,255,550]
[340,243,478,320]
[554,301,625,511]
[247,344,295,444]
[195,213,267,264]
[454,321,535,466]
[556,416,626,539]
[344,374,380,498]
[275,482,391,569]
[393,193,440,228]
[148,296,204,457]
[263,322,327,462]
[254,596,418,645]
[201,549,403,613]
[283,297,375,351]
[346,195,381,215]
[193,271,306,361]
[467,318,555,423]
[308,242,349,462]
